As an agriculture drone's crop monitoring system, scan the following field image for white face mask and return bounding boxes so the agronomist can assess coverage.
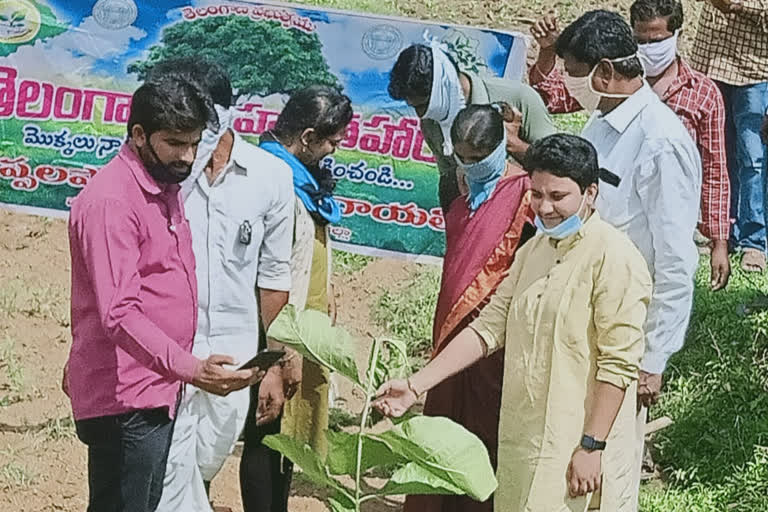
[564,54,642,114]
[638,31,679,78]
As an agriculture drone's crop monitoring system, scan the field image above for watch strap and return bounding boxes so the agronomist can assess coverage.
[580,434,607,451]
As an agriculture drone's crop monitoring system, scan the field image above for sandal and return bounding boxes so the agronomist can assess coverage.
[741,249,766,273]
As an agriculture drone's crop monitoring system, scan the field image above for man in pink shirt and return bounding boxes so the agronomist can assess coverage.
[65,72,260,512]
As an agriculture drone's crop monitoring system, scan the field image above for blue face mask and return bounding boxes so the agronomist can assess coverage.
[534,193,588,240]
[455,132,508,211]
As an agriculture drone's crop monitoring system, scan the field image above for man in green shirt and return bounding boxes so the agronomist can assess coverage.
[388,43,556,212]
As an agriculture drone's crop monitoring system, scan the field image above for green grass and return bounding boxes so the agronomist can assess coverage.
[639,255,768,511]
[0,462,35,489]
[373,265,440,361]
[333,249,374,274]
[0,337,24,394]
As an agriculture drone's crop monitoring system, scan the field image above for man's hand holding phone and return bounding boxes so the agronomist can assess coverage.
[191,354,264,396]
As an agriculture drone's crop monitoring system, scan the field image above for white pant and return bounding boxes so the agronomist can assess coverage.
[156,383,250,512]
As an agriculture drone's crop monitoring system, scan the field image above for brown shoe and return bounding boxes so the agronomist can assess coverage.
[211,505,234,512]
[741,248,766,273]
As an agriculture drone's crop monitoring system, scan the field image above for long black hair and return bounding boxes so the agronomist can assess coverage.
[272,85,353,143]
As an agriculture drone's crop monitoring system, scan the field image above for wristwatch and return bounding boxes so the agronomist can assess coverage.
[580,434,607,452]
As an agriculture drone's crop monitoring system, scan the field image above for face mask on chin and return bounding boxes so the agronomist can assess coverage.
[534,192,589,240]
[141,139,192,185]
[638,31,679,78]
[564,53,643,114]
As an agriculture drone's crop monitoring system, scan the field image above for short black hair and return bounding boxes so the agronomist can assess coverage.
[630,0,684,33]
[555,10,644,79]
[146,57,233,108]
[127,73,217,138]
[450,104,504,155]
[388,44,433,101]
[273,85,353,141]
[523,134,600,193]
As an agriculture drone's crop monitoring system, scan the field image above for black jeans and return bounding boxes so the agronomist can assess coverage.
[75,408,175,512]
[239,383,294,512]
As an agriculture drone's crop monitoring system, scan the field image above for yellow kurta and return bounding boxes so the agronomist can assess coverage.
[471,212,652,512]
[281,200,331,457]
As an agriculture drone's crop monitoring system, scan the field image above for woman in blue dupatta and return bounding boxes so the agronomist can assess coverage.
[240,85,353,512]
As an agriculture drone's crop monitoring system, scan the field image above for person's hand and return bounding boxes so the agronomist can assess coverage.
[530,14,560,51]
[456,167,469,196]
[61,360,70,397]
[502,105,528,158]
[373,379,418,418]
[191,354,263,397]
[760,113,768,145]
[256,365,286,426]
[281,349,303,399]
[637,371,663,409]
[566,448,602,497]
[710,240,731,291]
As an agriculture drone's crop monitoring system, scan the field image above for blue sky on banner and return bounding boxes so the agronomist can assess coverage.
[9,1,522,106]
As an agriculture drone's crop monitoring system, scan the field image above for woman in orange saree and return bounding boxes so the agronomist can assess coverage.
[404,104,534,512]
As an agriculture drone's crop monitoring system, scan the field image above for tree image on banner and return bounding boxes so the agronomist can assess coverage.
[127,15,339,98]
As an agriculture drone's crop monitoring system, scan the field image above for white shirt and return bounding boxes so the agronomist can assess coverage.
[583,84,702,374]
[184,134,294,363]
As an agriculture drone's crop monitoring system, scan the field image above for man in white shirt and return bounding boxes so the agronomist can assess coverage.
[552,10,702,506]
[151,60,295,512]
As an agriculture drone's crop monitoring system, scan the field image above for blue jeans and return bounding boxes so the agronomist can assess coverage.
[718,81,768,252]
[75,408,175,512]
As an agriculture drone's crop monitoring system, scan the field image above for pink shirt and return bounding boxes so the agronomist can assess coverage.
[67,144,200,421]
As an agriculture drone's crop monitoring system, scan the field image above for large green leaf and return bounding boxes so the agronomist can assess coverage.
[370,416,498,502]
[262,434,355,507]
[267,305,361,385]
[377,462,465,496]
[325,430,406,476]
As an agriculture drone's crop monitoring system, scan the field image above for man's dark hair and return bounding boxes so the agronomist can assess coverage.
[450,104,504,155]
[273,85,353,141]
[630,0,684,33]
[388,44,433,101]
[555,10,644,79]
[523,134,600,193]
[127,73,218,138]
[146,57,233,108]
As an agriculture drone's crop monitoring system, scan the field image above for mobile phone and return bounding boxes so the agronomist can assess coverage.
[238,350,286,371]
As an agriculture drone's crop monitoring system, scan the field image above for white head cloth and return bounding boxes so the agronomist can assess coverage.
[421,33,466,156]
[181,104,236,201]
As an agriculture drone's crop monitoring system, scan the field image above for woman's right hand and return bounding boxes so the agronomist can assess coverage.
[373,379,418,418]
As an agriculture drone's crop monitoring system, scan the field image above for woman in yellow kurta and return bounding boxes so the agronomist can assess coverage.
[374,133,652,512]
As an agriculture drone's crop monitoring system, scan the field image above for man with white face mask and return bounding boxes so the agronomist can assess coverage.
[533,10,702,510]
[530,1,731,292]
[148,59,294,512]
[388,41,555,213]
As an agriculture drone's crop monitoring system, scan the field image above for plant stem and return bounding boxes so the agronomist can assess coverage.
[355,337,381,512]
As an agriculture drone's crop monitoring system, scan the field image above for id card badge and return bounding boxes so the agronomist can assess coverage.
[239,220,252,245]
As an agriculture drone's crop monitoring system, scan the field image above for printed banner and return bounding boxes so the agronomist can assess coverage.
[0,0,527,262]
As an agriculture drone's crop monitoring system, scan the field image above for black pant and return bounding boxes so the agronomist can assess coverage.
[75,408,174,512]
[239,383,294,512]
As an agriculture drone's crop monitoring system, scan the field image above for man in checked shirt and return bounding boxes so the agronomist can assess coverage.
[690,0,767,273]
[529,0,732,290]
